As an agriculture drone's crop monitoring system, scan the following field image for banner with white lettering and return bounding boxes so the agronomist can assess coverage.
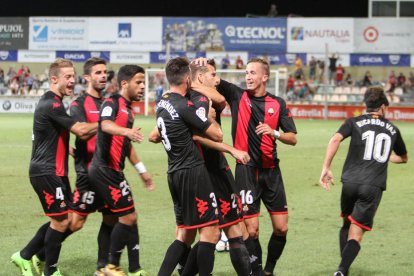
[0,50,18,62]
[88,17,162,52]
[354,19,414,54]
[18,50,56,62]
[150,51,206,63]
[56,51,110,62]
[350,54,410,66]
[110,52,150,64]
[249,52,306,66]
[29,17,88,50]
[163,17,287,53]
[0,17,28,50]
[287,18,354,54]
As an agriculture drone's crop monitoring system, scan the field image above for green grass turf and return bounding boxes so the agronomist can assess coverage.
[0,113,413,276]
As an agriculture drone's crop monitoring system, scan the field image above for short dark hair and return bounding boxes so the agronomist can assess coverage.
[364,86,389,112]
[117,65,145,87]
[83,57,106,75]
[165,57,190,86]
[189,59,216,81]
[247,58,270,76]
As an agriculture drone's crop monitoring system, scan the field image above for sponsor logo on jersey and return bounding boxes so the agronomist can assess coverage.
[101,106,113,117]
[196,107,207,122]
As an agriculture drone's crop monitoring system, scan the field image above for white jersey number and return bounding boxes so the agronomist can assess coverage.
[362,130,391,163]
[157,117,171,151]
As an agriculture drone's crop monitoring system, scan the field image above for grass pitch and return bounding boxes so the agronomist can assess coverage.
[0,114,413,276]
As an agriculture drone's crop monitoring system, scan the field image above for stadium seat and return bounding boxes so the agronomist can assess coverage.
[313,94,322,101]
[36,89,45,96]
[360,87,367,94]
[329,95,339,102]
[338,95,348,102]
[334,87,343,94]
[28,90,37,96]
[351,87,360,94]
[393,96,400,103]
[394,87,403,95]
[342,87,351,94]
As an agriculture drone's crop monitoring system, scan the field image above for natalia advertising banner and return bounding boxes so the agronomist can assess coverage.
[287,18,354,53]
[354,19,414,54]
[88,17,163,52]
[29,17,88,50]
[163,17,287,53]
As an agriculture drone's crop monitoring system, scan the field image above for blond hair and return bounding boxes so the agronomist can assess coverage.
[48,58,74,79]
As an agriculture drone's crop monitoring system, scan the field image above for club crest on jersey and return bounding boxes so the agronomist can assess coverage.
[268,107,275,116]
[196,107,207,122]
[101,106,113,117]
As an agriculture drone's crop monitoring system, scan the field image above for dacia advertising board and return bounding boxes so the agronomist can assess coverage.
[0,18,28,50]
[350,54,410,66]
[163,17,287,53]
[56,51,110,62]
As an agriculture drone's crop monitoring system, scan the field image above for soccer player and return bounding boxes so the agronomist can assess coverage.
[88,65,154,276]
[154,57,223,276]
[196,57,298,276]
[320,87,408,276]
[11,58,98,276]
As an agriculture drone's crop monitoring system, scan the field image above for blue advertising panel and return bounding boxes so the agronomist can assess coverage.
[163,17,287,53]
[56,51,110,62]
[350,54,410,67]
[150,51,206,63]
[248,52,306,65]
[0,50,18,61]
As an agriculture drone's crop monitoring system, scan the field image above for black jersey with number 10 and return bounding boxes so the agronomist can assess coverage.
[338,114,407,190]
[156,92,212,173]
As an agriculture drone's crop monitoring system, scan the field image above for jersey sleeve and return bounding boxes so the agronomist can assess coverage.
[278,99,297,133]
[69,98,86,123]
[180,99,211,133]
[216,79,244,104]
[337,118,353,139]
[48,99,76,130]
[99,98,118,122]
[393,128,408,156]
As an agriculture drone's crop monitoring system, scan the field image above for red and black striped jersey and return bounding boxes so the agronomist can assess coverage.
[91,94,134,172]
[156,92,211,173]
[189,90,229,172]
[338,114,407,190]
[29,91,76,177]
[69,93,102,175]
[217,80,297,168]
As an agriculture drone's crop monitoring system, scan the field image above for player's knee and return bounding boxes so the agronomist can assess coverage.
[119,212,137,226]
[69,219,85,232]
[247,227,259,239]
[274,225,288,236]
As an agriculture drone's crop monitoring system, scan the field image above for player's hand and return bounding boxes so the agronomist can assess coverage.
[69,146,76,157]
[230,148,250,164]
[192,58,208,67]
[255,122,274,137]
[128,127,144,143]
[319,168,334,191]
[140,172,155,191]
[208,100,216,120]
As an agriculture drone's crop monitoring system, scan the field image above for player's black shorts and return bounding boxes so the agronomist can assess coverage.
[89,166,135,217]
[30,175,72,217]
[235,164,288,218]
[71,173,112,216]
[168,164,219,229]
[208,167,242,228]
[341,183,383,231]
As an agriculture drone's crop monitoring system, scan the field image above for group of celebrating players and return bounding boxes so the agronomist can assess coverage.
[11,55,407,276]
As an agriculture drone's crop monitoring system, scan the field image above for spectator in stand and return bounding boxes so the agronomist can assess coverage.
[317,59,325,83]
[335,64,345,86]
[287,74,295,92]
[235,55,244,70]
[345,74,353,86]
[294,54,303,79]
[397,72,406,92]
[0,67,4,84]
[7,67,17,83]
[309,56,317,81]
[221,54,230,69]
[362,71,372,87]
[329,54,338,84]
[267,3,278,17]
[9,77,19,95]
[386,71,397,94]
[155,80,164,103]
[408,72,414,90]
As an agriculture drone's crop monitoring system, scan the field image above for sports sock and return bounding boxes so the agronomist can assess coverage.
[264,234,286,274]
[109,222,130,266]
[97,222,113,269]
[36,228,73,262]
[20,222,50,260]
[181,242,199,276]
[338,239,360,274]
[245,237,263,275]
[177,244,191,273]
[158,239,188,276]
[127,224,141,273]
[228,236,252,276]
[339,226,349,256]
[197,241,215,276]
[44,227,65,275]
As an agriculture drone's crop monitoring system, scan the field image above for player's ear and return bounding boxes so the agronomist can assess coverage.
[262,74,269,83]
[120,79,128,90]
[50,75,58,84]
[83,74,91,83]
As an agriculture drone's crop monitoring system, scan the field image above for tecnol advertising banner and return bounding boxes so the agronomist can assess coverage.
[287,18,354,54]
[88,17,163,52]
[29,17,88,50]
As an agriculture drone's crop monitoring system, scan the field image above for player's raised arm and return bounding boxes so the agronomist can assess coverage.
[319,133,343,191]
